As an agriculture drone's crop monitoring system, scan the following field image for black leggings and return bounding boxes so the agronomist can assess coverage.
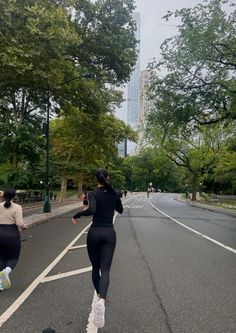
[87,227,116,299]
[0,224,21,271]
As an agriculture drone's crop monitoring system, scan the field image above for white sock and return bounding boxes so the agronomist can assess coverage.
[5,267,12,274]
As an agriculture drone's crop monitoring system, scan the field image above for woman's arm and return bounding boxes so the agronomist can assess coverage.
[116,196,123,214]
[15,205,27,229]
[72,192,96,220]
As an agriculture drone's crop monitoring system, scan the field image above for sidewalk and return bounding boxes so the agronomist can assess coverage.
[175,194,236,218]
[23,200,83,228]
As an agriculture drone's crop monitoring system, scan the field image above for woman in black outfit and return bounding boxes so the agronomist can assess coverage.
[82,191,88,210]
[72,169,123,328]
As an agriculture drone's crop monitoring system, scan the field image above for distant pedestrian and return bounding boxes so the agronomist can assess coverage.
[0,191,4,202]
[82,191,88,210]
[72,169,123,328]
[124,190,127,198]
[0,189,27,291]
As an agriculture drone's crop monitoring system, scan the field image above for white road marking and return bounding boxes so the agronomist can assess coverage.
[148,200,236,254]
[0,198,129,329]
[42,267,92,283]
[0,222,92,328]
[123,204,144,209]
[70,244,87,250]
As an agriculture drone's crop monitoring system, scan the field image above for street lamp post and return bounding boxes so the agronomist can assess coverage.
[130,165,134,192]
[43,91,51,213]
[185,183,188,199]
[41,73,94,213]
[148,182,152,195]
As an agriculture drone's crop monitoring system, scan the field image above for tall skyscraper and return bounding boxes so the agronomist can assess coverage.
[116,12,141,157]
[137,69,153,152]
[139,69,152,124]
[126,12,141,155]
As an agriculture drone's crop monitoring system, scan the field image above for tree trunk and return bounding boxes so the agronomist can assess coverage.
[60,150,73,201]
[12,141,19,169]
[60,173,67,202]
[77,174,83,198]
[191,174,198,201]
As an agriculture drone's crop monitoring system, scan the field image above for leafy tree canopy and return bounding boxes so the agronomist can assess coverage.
[0,0,138,185]
[148,0,236,131]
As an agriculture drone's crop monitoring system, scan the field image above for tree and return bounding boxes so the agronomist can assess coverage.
[213,125,236,193]
[149,0,236,130]
[146,117,231,199]
[0,0,81,180]
[73,0,137,85]
[145,0,236,198]
[0,0,137,187]
[50,107,136,200]
[120,147,182,192]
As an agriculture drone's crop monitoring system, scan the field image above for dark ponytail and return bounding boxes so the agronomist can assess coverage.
[96,168,108,185]
[3,188,16,208]
[95,168,114,192]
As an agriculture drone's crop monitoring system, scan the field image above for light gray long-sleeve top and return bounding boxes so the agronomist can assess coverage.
[0,202,25,227]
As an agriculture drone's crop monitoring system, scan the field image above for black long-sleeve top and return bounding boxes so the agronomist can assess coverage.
[73,186,123,227]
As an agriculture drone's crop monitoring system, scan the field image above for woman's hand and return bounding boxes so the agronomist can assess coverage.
[20,224,28,231]
[72,217,77,224]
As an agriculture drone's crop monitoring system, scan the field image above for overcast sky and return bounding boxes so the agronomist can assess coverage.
[135,0,201,69]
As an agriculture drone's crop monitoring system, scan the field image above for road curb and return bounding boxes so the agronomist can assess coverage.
[24,202,83,228]
[175,195,236,218]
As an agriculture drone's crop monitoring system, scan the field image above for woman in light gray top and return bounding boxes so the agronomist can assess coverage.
[0,188,27,291]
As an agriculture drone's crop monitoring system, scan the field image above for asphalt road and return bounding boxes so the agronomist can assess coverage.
[0,193,235,333]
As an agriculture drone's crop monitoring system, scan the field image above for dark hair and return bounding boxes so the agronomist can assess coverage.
[95,168,109,186]
[95,168,119,196]
[3,188,16,208]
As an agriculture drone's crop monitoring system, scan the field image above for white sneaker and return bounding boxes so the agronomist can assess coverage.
[93,299,105,328]
[0,269,11,289]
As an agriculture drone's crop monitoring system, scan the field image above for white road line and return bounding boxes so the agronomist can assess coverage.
[149,200,236,254]
[0,222,92,328]
[70,244,87,250]
[42,267,92,283]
